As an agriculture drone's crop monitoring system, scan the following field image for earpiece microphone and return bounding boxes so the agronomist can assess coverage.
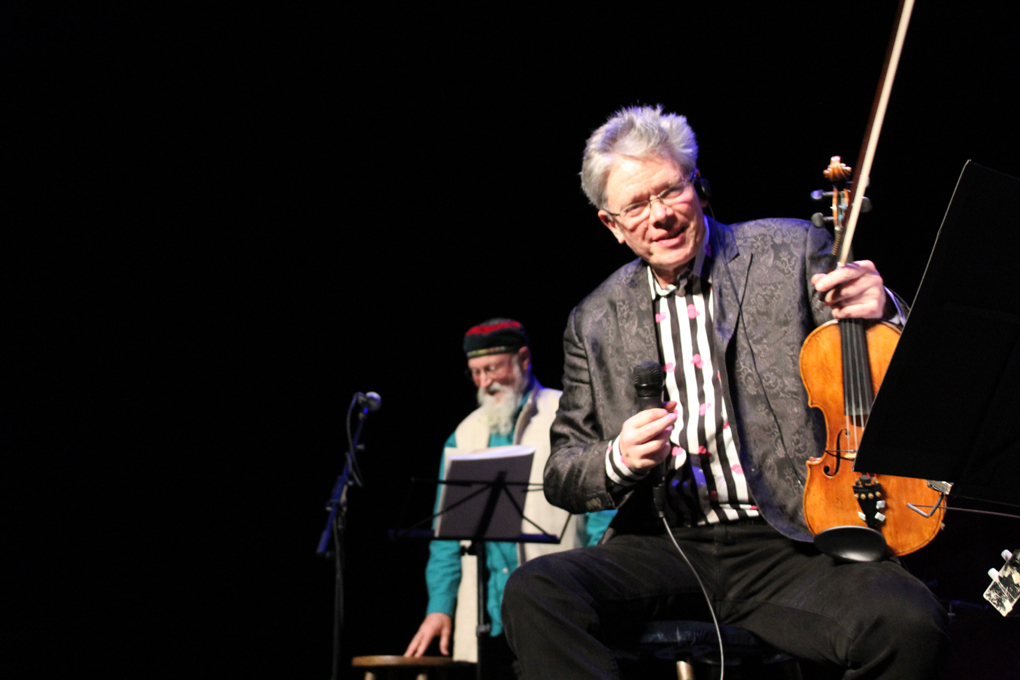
[693,170,711,203]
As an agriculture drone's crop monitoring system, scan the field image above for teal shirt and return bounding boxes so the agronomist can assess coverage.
[424,392,616,637]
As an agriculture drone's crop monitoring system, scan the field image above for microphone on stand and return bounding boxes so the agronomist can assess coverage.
[632,363,668,518]
[355,391,382,413]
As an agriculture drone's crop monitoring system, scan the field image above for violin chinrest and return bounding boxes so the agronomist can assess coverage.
[814,525,888,563]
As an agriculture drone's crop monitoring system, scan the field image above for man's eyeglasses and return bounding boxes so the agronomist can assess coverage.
[604,171,697,226]
[465,355,513,382]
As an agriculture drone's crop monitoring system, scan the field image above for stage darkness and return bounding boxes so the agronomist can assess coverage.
[4,4,1018,678]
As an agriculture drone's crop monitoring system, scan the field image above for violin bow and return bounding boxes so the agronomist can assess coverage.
[837,0,916,266]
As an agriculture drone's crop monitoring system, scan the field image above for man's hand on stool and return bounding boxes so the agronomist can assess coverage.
[404,612,452,657]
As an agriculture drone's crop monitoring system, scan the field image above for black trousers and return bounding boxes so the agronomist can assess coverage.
[502,524,949,679]
[478,633,524,680]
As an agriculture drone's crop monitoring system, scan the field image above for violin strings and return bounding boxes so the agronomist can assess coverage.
[851,318,862,457]
[841,319,854,460]
[842,318,868,463]
[855,319,867,456]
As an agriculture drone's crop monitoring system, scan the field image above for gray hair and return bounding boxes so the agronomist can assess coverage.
[580,105,699,209]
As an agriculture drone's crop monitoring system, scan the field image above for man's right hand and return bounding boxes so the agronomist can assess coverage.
[618,401,678,472]
[404,612,453,657]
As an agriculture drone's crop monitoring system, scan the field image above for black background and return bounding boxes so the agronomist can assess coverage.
[4,3,1019,678]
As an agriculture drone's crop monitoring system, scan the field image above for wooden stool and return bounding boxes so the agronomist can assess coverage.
[351,656,473,680]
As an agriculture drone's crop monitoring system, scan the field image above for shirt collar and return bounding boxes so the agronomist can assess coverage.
[648,217,712,299]
[518,374,535,410]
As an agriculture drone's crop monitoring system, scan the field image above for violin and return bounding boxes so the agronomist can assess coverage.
[798,0,945,561]
[799,252,944,558]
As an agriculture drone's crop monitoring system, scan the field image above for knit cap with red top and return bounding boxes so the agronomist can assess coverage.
[463,318,529,358]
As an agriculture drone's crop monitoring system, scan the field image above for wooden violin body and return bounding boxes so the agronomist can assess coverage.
[800,319,944,556]
[796,0,946,558]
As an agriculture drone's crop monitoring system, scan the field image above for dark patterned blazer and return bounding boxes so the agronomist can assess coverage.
[544,217,903,541]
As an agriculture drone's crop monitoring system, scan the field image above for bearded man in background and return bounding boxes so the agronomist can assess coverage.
[404,319,615,679]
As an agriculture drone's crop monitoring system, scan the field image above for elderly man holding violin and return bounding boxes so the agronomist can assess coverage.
[500,105,949,679]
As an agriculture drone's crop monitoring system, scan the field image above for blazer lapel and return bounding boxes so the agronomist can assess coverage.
[585,260,660,433]
[613,261,659,367]
[705,218,750,350]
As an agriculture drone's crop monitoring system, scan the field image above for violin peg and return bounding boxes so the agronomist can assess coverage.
[1004,549,1015,561]
[989,568,1001,581]
[811,212,833,229]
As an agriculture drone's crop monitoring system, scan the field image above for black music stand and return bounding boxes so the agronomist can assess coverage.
[856,161,1020,508]
[392,445,567,680]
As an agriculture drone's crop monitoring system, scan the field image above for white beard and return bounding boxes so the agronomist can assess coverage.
[477,360,528,438]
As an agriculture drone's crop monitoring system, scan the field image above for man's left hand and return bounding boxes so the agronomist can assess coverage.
[811,260,886,319]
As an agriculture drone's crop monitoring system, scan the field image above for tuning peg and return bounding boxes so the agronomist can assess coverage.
[1003,549,1015,561]
[811,213,834,229]
[810,190,873,212]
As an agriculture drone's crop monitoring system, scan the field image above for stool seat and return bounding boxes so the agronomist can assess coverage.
[351,656,473,680]
[641,620,779,660]
[637,621,800,679]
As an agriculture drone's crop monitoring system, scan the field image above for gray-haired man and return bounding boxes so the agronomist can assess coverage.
[502,106,948,679]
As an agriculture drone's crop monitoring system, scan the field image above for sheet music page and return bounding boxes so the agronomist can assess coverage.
[434,445,535,540]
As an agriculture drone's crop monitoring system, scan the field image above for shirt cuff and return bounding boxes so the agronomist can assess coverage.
[605,436,651,487]
[426,596,456,617]
[884,286,905,325]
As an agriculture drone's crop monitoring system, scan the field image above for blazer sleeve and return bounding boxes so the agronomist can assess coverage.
[544,306,619,514]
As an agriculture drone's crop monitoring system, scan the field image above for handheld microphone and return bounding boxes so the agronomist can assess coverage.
[355,391,382,413]
[632,362,664,411]
[632,362,668,518]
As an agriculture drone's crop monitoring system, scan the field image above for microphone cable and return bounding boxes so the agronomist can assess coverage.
[660,516,725,679]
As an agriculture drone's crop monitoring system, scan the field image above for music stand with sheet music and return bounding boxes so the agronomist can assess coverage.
[392,445,568,680]
[855,161,1020,510]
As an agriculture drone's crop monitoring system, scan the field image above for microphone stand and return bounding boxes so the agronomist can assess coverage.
[317,393,370,680]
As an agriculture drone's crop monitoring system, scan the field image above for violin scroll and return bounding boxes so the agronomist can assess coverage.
[823,155,852,184]
[810,155,871,256]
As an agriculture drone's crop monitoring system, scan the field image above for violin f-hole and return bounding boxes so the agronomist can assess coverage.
[823,429,854,477]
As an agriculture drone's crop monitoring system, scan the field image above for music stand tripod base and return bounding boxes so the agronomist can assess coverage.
[814,526,887,562]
